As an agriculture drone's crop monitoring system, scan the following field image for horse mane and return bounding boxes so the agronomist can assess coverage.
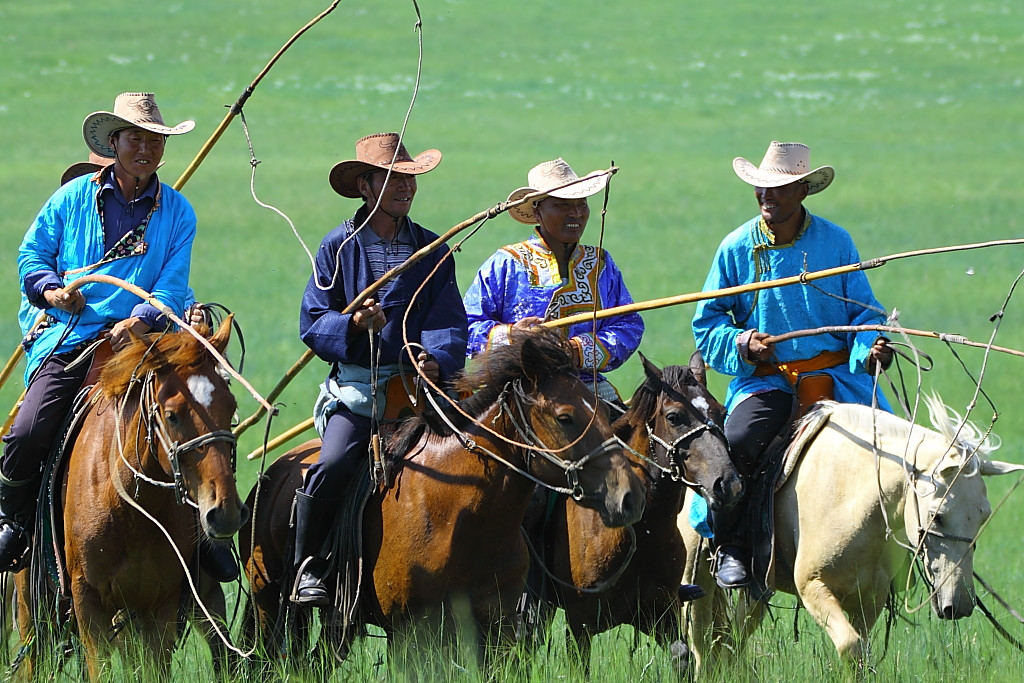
[387,328,577,458]
[98,330,212,399]
[923,392,1000,458]
[615,364,691,436]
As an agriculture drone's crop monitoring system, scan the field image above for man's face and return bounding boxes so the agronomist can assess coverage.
[754,181,808,226]
[110,127,165,180]
[362,170,417,217]
[534,196,590,246]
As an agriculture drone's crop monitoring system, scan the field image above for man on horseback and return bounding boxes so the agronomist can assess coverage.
[293,132,468,606]
[463,158,644,411]
[0,92,198,570]
[691,141,893,590]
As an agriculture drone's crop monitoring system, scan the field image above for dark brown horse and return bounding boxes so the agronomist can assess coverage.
[16,317,247,680]
[241,329,645,670]
[523,352,741,674]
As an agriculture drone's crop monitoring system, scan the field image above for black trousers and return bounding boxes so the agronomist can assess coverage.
[1,349,90,484]
[714,390,795,547]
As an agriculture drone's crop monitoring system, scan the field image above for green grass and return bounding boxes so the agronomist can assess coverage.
[2,0,1024,679]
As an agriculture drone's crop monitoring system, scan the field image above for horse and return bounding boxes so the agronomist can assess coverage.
[521,352,742,675]
[679,395,1024,674]
[15,316,248,680]
[240,328,646,673]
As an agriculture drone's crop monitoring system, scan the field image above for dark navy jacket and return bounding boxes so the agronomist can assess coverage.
[300,207,468,383]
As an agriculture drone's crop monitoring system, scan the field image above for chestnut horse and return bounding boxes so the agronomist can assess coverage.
[522,351,742,674]
[16,317,248,680]
[241,329,645,670]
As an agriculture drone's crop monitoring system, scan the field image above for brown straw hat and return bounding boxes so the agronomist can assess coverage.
[506,158,609,225]
[83,92,195,158]
[329,132,442,199]
[732,141,835,195]
[60,151,112,187]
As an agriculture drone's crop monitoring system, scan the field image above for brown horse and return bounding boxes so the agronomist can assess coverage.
[241,329,645,671]
[15,316,248,680]
[522,351,742,674]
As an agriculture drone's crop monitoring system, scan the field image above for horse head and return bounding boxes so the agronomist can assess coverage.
[626,351,742,512]
[99,315,249,540]
[457,328,645,528]
[907,394,1023,620]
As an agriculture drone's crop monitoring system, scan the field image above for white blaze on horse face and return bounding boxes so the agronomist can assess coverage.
[691,396,710,416]
[187,373,217,410]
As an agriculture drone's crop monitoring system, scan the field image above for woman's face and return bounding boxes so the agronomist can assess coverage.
[534,196,590,248]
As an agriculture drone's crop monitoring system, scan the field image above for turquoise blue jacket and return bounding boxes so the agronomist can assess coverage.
[692,213,891,415]
[17,173,195,381]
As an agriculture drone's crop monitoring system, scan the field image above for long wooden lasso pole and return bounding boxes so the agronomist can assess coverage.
[764,325,1024,359]
[232,166,620,439]
[542,238,1024,330]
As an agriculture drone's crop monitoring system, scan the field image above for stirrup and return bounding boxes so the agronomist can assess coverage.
[291,556,330,606]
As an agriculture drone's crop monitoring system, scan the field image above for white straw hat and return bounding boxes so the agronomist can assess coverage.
[732,141,834,195]
[506,158,609,225]
[83,92,195,157]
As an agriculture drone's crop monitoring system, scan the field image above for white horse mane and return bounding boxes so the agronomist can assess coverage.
[923,392,1000,459]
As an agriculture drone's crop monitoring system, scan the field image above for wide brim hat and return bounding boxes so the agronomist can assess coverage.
[60,152,112,187]
[506,158,609,225]
[83,92,195,158]
[329,132,442,198]
[732,141,834,195]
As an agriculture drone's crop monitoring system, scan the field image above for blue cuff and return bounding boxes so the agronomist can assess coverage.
[131,303,170,331]
[23,271,62,308]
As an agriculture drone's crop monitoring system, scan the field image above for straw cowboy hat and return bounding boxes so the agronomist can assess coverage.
[732,141,834,195]
[329,132,442,199]
[506,158,609,225]
[83,92,195,158]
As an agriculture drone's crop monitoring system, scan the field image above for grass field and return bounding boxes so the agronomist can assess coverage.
[1,0,1023,679]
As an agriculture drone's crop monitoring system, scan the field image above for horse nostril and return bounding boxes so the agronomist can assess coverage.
[239,503,251,526]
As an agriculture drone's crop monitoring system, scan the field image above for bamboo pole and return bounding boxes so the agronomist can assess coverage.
[543,238,1024,330]
[764,325,1024,359]
[173,0,343,191]
[246,416,315,461]
[231,167,620,438]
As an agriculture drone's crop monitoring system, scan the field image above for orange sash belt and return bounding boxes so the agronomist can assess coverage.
[753,349,850,383]
[754,350,850,416]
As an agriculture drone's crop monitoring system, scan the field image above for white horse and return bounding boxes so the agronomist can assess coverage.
[680,395,1024,672]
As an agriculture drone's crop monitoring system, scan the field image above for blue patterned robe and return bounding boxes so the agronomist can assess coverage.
[463,234,643,395]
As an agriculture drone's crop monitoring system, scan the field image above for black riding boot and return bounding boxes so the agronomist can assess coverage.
[291,491,337,606]
[709,504,751,589]
[0,478,37,571]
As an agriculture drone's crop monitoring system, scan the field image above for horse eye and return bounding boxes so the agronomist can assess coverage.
[557,413,574,425]
[164,410,180,427]
[665,411,684,426]
[931,513,945,527]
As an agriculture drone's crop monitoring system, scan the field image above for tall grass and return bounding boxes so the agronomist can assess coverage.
[1,0,1023,679]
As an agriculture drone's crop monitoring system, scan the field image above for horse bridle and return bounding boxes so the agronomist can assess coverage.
[118,371,238,508]
[426,378,621,501]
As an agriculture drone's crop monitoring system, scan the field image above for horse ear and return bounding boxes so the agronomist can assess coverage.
[688,350,707,386]
[209,313,234,355]
[639,351,662,384]
[980,459,1024,476]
